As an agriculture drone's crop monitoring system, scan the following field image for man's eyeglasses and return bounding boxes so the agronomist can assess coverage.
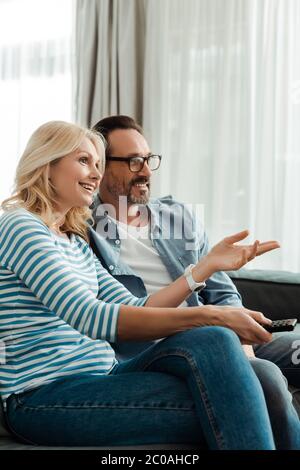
[106,154,162,173]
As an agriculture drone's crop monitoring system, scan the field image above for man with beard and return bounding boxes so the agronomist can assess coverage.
[90,116,244,318]
[88,115,300,448]
[90,115,244,318]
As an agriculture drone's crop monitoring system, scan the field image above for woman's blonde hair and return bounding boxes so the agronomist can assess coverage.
[1,120,106,241]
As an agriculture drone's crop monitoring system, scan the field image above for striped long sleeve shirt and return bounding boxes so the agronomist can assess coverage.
[0,209,148,405]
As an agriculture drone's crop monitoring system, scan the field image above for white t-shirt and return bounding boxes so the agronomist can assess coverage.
[116,220,188,307]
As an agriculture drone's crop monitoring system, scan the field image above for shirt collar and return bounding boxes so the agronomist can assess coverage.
[93,195,161,235]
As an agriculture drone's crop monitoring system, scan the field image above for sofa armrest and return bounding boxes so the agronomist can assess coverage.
[229,269,300,321]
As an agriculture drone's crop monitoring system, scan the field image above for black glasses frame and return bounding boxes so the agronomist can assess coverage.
[106,154,162,172]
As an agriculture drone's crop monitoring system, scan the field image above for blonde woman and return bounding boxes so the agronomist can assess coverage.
[0,120,293,449]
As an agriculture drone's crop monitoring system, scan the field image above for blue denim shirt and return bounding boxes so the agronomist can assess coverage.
[90,195,242,307]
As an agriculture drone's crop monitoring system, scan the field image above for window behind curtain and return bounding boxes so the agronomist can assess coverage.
[143,0,300,271]
[0,0,73,204]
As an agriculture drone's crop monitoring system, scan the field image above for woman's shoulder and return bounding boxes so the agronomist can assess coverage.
[73,232,92,252]
[0,208,49,233]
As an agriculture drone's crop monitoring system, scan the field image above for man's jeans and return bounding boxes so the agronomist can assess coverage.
[6,327,276,449]
[254,331,300,388]
[251,331,300,448]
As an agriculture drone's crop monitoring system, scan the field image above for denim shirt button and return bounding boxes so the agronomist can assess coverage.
[115,239,120,245]
[109,265,114,271]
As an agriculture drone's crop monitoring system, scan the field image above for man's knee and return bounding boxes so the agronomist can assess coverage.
[255,332,300,367]
[250,357,289,391]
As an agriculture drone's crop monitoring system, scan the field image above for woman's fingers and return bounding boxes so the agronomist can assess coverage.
[227,307,273,344]
[247,310,272,325]
[244,328,273,345]
[244,311,273,343]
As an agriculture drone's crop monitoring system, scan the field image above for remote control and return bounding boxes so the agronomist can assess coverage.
[263,318,297,333]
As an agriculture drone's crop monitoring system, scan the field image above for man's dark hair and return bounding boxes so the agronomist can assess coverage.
[93,115,143,156]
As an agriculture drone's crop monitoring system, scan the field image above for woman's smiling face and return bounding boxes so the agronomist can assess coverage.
[49,136,102,214]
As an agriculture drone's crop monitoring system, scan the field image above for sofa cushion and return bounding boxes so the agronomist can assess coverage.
[229,269,300,320]
[0,401,10,437]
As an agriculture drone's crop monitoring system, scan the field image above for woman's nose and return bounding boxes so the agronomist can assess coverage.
[90,167,102,184]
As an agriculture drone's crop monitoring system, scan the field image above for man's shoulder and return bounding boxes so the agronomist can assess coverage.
[150,195,174,204]
[149,195,206,243]
[149,195,197,220]
[93,194,188,213]
[149,195,189,210]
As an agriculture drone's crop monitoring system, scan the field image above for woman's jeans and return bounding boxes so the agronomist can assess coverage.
[5,327,284,449]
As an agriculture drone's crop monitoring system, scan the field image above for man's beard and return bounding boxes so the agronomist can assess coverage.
[128,191,149,205]
[108,177,151,205]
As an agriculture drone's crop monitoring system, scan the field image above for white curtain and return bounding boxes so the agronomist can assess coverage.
[75,0,145,127]
[0,0,74,205]
[143,0,300,271]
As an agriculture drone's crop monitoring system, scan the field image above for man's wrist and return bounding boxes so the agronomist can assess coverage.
[192,256,215,282]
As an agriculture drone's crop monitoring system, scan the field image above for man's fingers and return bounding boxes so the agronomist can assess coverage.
[224,229,249,244]
[247,240,259,261]
[256,241,280,256]
[222,232,280,258]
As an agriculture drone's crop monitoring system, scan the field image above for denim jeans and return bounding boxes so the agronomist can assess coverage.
[6,326,275,449]
[254,331,300,388]
[111,331,300,449]
[251,331,300,449]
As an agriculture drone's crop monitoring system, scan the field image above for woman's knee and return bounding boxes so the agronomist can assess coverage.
[194,325,239,347]
[168,326,242,358]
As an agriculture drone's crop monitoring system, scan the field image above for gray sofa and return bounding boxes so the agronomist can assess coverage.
[1,268,300,450]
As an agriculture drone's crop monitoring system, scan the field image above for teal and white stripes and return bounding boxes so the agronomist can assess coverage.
[0,209,148,404]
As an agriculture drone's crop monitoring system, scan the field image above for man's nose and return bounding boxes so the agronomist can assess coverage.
[139,160,152,178]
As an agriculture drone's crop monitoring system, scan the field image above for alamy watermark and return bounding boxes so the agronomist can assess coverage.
[291,340,300,365]
[94,197,205,251]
